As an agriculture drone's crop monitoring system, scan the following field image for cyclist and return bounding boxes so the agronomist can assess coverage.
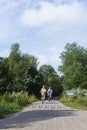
[40,85,46,104]
[47,87,53,102]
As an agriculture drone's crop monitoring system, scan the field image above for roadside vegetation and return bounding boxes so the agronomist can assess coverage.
[59,43,87,110]
[0,43,63,118]
[60,88,87,110]
[0,92,38,118]
[0,42,87,118]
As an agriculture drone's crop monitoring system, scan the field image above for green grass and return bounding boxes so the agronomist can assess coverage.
[0,102,20,118]
[0,93,38,118]
[60,95,87,110]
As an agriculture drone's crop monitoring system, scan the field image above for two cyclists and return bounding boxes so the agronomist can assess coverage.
[40,86,53,103]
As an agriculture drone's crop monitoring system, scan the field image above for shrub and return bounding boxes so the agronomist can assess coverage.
[0,93,38,118]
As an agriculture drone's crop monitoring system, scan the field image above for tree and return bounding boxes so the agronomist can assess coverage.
[8,43,23,92]
[59,42,87,89]
[9,43,22,75]
[39,64,63,96]
[39,64,56,86]
[21,54,41,97]
[22,54,38,70]
[0,57,10,93]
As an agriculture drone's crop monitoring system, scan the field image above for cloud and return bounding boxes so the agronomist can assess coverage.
[0,0,87,71]
[20,1,87,28]
[50,46,61,53]
[0,49,10,57]
[37,54,48,66]
[49,46,63,67]
[36,46,63,70]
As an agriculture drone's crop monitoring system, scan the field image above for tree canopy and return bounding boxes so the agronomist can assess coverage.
[0,43,63,97]
[59,42,87,90]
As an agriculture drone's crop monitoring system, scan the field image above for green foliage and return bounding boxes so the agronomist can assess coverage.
[0,43,41,96]
[24,67,42,97]
[0,43,62,97]
[59,42,87,90]
[0,94,20,118]
[0,93,38,118]
[60,88,87,110]
[0,57,10,93]
[39,64,63,96]
[28,95,38,102]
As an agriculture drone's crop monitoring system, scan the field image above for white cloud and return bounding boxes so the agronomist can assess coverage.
[0,49,10,57]
[20,1,87,28]
[36,46,63,69]
[49,46,63,67]
[37,54,48,65]
[49,46,62,53]
[0,0,87,71]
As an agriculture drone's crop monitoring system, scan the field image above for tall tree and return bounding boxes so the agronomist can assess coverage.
[0,57,10,93]
[39,64,56,87]
[8,43,23,92]
[9,43,21,75]
[22,54,41,96]
[59,42,87,89]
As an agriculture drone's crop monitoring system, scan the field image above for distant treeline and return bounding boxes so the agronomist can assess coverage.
[0,43,63,97]
[0,42,87,97]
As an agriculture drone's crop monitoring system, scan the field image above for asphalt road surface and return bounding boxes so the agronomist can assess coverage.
[0,100,87,130]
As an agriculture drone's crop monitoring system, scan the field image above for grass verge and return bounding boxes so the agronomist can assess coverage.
[60,95,87,110]
[0,93,38,118]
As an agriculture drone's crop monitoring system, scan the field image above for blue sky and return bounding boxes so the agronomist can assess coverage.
[0,0,87,71]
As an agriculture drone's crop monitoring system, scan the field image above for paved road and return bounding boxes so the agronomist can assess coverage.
[0,100,87,130]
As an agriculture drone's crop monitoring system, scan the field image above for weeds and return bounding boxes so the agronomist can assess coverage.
[60,94,87,110]
[0,93,38,118]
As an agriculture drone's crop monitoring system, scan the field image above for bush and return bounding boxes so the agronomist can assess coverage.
[60,93,87,110]
[0,93,38,118]
[77,96,87,106]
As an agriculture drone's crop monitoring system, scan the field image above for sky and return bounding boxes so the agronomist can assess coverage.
[0,0,87,72]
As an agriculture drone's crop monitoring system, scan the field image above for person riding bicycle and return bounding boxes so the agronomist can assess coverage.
[40,85,46,104]
[47,87,53,101]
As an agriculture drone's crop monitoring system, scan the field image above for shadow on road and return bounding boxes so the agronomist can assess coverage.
[0,109,75,129]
